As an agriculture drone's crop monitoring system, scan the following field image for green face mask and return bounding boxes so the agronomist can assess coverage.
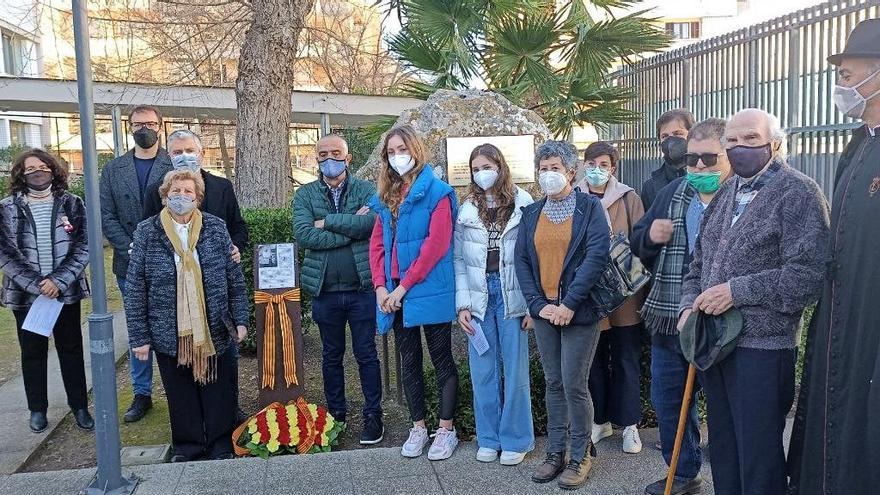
[686,171,722,194]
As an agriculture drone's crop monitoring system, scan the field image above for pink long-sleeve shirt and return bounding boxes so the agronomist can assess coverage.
[369,196,452,291]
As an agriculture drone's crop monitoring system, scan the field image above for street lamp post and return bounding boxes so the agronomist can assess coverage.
[71,1,136,493]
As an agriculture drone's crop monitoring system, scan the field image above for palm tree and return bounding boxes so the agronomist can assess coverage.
[384,0,670,137]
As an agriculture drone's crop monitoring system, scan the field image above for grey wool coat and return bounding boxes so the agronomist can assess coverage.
[100,148,173,278]
[125,212,249,357]
[0,192,90,310]
[681,161,831,350]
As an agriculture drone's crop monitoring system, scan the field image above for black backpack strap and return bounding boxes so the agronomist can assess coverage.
[622,191,633,237]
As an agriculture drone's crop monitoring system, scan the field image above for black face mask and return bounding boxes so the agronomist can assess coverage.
[661,136,688,168]
[132,128,159,149]
[25,170,53,191]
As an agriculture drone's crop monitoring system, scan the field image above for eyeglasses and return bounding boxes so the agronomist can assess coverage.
[130,121,160,131]
[684,153,721,167]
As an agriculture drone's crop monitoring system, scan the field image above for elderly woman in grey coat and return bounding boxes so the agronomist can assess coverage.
[126,169,248,462]
[0,149,92,434]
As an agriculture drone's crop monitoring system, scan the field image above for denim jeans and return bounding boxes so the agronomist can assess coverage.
[470,273,534,453]
[533,318,600,462]
[651,333,702,480]
[311,290,382,420]
[118,276,153,397]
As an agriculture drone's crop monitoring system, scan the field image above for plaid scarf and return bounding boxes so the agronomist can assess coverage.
[641,180,696,335]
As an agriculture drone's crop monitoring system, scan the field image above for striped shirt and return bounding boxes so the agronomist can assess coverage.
[29,199,54,275]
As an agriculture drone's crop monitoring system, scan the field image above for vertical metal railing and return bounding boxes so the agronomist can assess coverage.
[603,0,880,200]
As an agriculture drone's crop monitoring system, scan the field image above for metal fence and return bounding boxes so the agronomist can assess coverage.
[603,0,880,200]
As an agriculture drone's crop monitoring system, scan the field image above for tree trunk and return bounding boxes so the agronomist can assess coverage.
[218,126,235,180]
[234,0,316,208]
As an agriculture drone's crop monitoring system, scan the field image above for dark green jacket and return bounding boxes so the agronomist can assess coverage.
[292,175,376,297]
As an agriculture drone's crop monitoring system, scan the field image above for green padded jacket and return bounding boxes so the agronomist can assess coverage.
[292,175,376,297]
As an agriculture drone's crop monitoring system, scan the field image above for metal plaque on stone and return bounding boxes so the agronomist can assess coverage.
[445,135,536,186]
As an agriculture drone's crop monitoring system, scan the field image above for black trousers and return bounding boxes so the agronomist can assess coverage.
[393,310,458,423]
[156,347,236,460]
[588,323,644,426]
[13,301,88,413]
[701,347,795,495]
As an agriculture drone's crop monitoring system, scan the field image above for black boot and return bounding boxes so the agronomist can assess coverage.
[73,408,94,431]
[29,411,48,433]
[123,394,152,423]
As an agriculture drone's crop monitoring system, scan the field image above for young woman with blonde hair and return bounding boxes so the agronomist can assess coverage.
[368,125,460,460]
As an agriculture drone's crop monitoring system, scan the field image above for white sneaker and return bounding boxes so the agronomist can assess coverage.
[499,450,526,466]
[591,422,613,445]
[427,427,459,461]
[401,425,429,458]
[476,447,498,463]
[622,425,642,454]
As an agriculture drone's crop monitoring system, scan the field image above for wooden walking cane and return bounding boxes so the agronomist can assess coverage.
[664,364,697,495]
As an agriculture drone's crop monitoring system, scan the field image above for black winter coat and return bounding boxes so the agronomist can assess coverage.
[0,192,90,310]
[142,170,249,252]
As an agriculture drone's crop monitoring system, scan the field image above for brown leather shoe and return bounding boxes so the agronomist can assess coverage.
[557,458,592,490]
[532,452,566,483]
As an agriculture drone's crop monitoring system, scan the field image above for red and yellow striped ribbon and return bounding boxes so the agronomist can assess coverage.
[295,396,316,454]
[254,288,300,390]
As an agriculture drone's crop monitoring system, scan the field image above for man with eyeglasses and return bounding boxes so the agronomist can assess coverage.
[99,105,172,423]
[631,117,732,495]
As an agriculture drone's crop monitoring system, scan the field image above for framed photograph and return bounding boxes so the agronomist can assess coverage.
[256,243,297,290]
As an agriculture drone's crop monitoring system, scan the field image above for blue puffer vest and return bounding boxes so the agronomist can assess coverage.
[370,165,458,328]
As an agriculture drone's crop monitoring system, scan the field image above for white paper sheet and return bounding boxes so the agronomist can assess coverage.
[22,295,64,337]
[467,321,490,356]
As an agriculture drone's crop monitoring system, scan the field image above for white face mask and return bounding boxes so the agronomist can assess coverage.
[472,169,498,191]
[833,66,880,119]
[539,170,569,196]
[388,154,415,176]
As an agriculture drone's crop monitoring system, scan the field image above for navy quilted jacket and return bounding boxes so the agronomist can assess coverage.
[125,212,249,357]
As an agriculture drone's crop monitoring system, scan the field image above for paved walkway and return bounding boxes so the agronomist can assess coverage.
[0,311,130,475]
[0,432,716,495]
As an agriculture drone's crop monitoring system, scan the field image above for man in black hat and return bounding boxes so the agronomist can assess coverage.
[788,18,880,495]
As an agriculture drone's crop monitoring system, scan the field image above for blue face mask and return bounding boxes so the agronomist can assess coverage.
[585,167,611,187]
[319,158,347,179]
[171,153,200,172]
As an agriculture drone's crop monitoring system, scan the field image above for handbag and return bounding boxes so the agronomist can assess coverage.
[588,193,652,319]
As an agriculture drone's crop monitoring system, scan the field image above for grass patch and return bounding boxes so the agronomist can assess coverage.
[0,247,122,387]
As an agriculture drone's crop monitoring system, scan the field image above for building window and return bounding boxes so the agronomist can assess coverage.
[9,121,31,147]
[2,32,25,75]
[665,22,701,40]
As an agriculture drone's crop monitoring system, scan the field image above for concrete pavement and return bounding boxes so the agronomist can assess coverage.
[0,311,130,475]
[0,431,716,495]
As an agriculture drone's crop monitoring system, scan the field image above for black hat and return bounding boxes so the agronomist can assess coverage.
[679,309,743,371]
[828,18,880,66]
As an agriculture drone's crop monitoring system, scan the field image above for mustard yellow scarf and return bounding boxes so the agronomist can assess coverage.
[160,208,215,384]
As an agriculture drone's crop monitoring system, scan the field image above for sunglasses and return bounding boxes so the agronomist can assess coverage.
[685,153,721,167]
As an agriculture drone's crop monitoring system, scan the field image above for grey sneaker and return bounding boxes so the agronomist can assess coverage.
[401,425,429,458]
[427,427,459,461]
